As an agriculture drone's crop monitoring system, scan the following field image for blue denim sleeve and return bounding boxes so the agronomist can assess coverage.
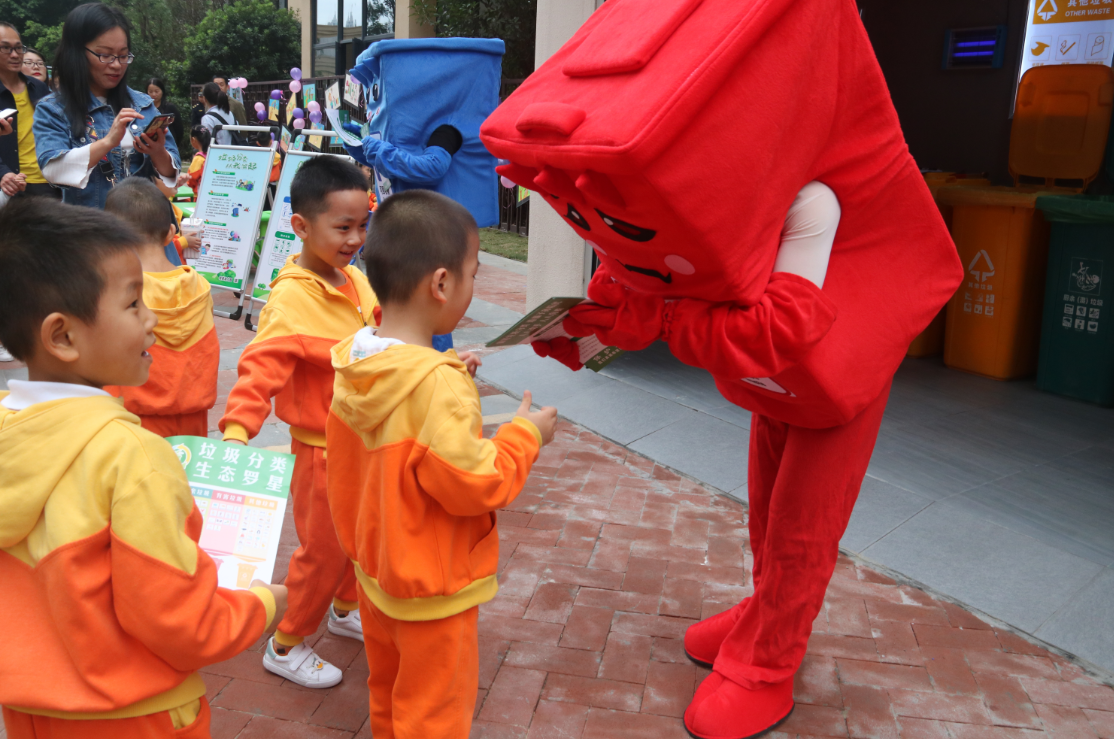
[32,96,76,171]
[367,138,453,186]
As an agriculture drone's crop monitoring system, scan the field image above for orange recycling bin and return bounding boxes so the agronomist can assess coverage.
[936,64,1114,379]
[908,173,990,358]
[937,188,1053,379]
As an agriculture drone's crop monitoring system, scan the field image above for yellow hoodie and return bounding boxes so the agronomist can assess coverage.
[105,266,219,417]
[0,389,275,720]
[220,255,378,447]
[327,329,542,621]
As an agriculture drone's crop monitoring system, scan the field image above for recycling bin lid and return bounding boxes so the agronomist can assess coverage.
[1035,194,1114,223]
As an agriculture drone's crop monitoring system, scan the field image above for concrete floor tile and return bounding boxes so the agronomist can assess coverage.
[843,477,934,553]
[629,414,750,493]
[862,502,1104,633]
[1035,568,1114,676]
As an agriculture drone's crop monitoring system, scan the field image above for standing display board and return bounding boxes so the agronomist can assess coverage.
[192,143,273,297]
[249,131,354,329]
[169,436,293,590]
[1019,0,1114,99]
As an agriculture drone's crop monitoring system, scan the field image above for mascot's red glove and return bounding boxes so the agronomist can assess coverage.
[563,265,667,351]
[532,336,584,371]
[663,272,837,380]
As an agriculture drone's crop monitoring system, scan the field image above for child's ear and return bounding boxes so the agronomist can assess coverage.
[165,223,178,246]
[430,267,449,304]
[40,312,81,364]
[290,212,309,240]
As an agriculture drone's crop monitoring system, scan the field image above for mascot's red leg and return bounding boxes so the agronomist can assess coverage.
[684,382,891,739]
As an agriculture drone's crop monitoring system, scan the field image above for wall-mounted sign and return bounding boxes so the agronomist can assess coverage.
[1019,0,1114,90]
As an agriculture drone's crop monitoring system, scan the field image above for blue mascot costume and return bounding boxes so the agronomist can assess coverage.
[346,37,505,351]
[345,37,505,227]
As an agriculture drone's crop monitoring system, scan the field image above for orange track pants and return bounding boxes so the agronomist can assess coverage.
[714,381,891,687]
[138,409,209,438]
[277,439,358,639]
[358,589,479,739]
[2,698,211,739]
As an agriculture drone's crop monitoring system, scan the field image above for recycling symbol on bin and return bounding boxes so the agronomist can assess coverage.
[968,250,995,283]
[1037,0,1058,21]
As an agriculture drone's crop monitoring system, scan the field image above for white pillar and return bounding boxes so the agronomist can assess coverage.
[525,0,600,310]
[394,0,436,39]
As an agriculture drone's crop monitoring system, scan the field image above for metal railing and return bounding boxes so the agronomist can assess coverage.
[191,76,530,235]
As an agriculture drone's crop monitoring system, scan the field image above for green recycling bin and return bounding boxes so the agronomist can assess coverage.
[1034,195,1114,406]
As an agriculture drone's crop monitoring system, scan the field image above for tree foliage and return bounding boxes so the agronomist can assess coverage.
[367,0,395,36]
[182,0,301,88]
[410,0,537,79]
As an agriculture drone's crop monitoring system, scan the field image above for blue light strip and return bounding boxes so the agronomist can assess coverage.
[954,51,995,57]
[956,40,997,47]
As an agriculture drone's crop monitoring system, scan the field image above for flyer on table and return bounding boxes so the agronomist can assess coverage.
[169,436,293,590]
[191,147,273,290]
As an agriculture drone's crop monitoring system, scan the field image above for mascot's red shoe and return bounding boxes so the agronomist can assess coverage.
[683,600,745,667]
[684,671,794,739]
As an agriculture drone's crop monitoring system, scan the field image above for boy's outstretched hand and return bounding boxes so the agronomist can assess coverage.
[459,350,482,377]
[515,390,557,446]
[251,580,289,630]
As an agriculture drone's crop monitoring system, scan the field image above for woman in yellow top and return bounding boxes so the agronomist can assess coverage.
[0,23,56,199]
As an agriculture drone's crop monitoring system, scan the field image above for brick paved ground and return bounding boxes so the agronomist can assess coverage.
[2,260,1112,739]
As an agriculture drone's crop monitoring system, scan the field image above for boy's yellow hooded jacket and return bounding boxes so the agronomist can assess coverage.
[105,266,219,416]
[326,329,542,621]
[0,391,275,719]
[220,255,378,447]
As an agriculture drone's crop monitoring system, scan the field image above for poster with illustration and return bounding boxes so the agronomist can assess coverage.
[325,81,341,110]
[268,99,279,122]
[169,436,292,590]
[344,74,361,106]
[189,145,273,291]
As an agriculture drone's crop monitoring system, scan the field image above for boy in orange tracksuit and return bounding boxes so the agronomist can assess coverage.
[219,156,379,687]
[0,198,287,739]
[103,178,219,437]
[327,190,558,738]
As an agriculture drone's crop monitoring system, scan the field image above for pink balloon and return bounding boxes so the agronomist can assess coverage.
[239,79,249,88]
[307,101,320,113]
[289,80,302,93]
[293,118,305,130]
[500,176,515,189]
[254,102,265,112]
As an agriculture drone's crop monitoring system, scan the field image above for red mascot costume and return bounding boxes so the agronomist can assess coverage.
[480,0,964,737]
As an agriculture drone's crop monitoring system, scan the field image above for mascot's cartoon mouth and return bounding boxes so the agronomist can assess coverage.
[619,262,672,283]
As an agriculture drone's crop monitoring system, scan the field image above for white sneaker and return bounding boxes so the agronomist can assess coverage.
[0,345,13,363]
[327,604,364,641]
[262,640,343,688]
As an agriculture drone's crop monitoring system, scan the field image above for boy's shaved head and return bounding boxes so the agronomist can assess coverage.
[364,189,477,305]
[0,198,144,360]
[105,178,177,244]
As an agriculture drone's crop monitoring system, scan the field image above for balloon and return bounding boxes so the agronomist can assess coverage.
[289,80,301,93]
[307,101,320,113]
[292,108,304,119]
[290,67,302,81]
[501,176,515,189]
[293,118,305,130]
[254,101,265,112]
[270,90,282,100]
[309,111,322,123]
[239,79,249,88]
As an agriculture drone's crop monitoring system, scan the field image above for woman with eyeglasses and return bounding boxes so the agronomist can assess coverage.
[32,3,180,208]
[0,22,55,200]
[21,48,48,84]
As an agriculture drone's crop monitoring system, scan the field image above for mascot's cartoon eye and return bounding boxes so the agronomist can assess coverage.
[564,203,590,230]
[595,209,656,242]
[372,83,380,100]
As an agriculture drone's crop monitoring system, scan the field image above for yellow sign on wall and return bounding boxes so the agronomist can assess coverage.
[1033,0,1114,24]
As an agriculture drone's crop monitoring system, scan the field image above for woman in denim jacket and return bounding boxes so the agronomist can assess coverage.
[33,3,179,209]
